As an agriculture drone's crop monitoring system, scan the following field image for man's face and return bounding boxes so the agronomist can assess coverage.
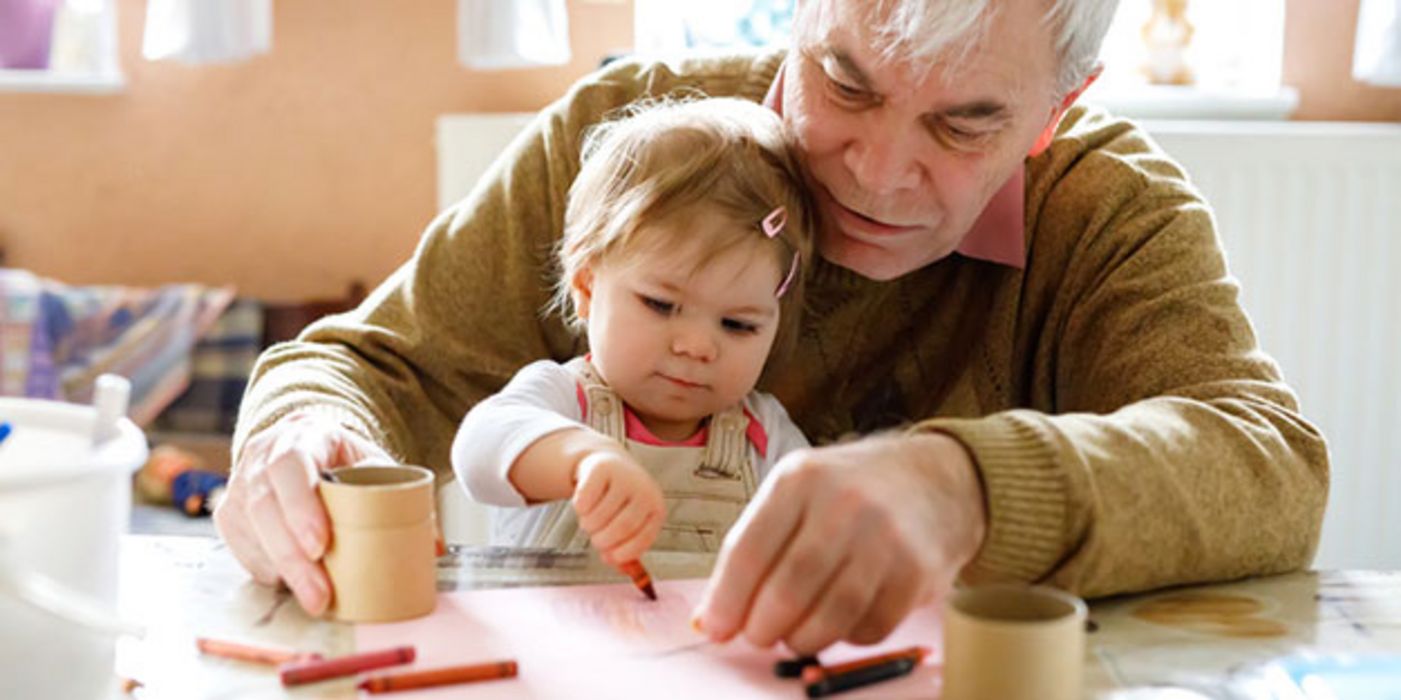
[785,0,1062,280]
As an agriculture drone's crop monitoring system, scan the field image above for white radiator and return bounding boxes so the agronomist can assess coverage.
[437,116,1401,566]
[1147,120,1401,570]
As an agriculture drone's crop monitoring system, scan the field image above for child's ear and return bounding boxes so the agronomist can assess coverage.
[570,267,595,320]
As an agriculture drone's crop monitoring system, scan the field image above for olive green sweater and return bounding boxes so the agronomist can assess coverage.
[234,51,1328,598]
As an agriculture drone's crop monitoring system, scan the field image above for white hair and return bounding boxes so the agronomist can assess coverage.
[865,0,1120,97]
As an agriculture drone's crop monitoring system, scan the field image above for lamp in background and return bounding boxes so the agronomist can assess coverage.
[1354,0,1401,87]
[457,0,570,70]
[141,0,271,65]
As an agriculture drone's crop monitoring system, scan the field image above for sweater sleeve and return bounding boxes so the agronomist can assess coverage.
[922,117,1329,598]
[451,360,585,507]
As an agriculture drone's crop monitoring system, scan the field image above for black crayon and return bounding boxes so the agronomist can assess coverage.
[774,655,821,678]
[804,657,917,698]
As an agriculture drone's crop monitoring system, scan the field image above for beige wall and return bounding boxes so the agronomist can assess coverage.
[1,0,1396,300]
[0,0,632,301]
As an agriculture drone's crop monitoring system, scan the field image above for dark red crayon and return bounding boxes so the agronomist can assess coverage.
[618,559,657,600]
[279,645,415,686]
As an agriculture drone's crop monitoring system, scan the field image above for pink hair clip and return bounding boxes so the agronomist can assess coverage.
[762,206,799,298]
[762,206,787,238]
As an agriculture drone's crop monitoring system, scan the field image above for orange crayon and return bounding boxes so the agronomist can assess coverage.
[801,646,931,684]
[279,645,416,686]
[618,559,657,600]
[196,637,323,665]
[358,660,519,694]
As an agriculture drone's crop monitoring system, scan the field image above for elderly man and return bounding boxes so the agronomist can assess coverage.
[217,0,1328,655]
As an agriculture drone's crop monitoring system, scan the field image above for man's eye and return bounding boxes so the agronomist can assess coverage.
[722,318,759,334]
[640,295,674,315]
[826,75,868,102]
[939,120,997,149]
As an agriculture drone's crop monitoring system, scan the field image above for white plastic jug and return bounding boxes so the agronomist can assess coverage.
[0,376,148,699]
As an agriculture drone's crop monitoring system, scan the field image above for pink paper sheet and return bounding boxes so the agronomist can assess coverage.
[356,578,943,698]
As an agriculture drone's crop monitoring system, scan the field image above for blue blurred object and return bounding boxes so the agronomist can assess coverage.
[0,421,11,445]
[170,469,228,517]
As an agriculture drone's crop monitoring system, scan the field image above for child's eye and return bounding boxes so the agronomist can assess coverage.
[722,318,759,334]
[639,295,674,315]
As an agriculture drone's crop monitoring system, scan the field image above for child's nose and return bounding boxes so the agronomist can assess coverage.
[670,323,716,361]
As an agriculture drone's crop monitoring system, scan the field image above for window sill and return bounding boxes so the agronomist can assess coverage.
[0,69,125,94]
[1082,84,1299,121]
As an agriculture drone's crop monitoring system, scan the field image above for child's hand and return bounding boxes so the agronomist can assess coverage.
[571,450,665,565]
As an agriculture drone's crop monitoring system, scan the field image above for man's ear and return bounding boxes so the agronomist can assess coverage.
[570,267,595,321]
[1029,64,1103,157]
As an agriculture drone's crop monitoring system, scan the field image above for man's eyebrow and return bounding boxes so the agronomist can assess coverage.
[824,46,875,91]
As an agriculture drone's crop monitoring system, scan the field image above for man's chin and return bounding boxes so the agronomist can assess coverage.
[818,235,921,281]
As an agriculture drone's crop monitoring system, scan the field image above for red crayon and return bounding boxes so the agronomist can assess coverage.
[196,637,322,666]
[358,660,519,694]
[279,645,416,686]
[801,646,931,684]
[618,559,657,600]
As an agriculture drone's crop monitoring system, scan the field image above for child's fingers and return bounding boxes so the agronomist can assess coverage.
[575,481,630,534]
[604,510,663,564]
[589,502,654,553]
[572,470,609,518]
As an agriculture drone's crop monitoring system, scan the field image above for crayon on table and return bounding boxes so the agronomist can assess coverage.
[196,637,323,665]
[804,656,919,698]
[618,559,657,600]
[279,645,416,686]
[774,655,822,678]
[358,659,519,694]
[800,645,930,684]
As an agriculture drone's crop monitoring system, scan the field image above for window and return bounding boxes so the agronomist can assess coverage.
[1085,0,1295,119]
[0,0,123,93]
[634,0,1294,120]
[634,0,792,57]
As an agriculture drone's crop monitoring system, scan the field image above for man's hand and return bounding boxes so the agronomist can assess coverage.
[691,432,987,654]
[571,450,666,566]
[213,411,395,615]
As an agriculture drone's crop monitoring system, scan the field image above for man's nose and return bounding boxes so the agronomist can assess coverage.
[844,132,921,196]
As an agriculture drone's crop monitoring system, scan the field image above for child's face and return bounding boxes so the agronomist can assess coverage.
[574,214,784,441]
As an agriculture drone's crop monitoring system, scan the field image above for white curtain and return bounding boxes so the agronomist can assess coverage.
[142,0,271,65]
[457,0,570,71]
[1354,0,1401,86]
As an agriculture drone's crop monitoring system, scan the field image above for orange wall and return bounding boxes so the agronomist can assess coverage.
[0,0,633,301]
[1,0,1395,301]
[1284,0,1401,121]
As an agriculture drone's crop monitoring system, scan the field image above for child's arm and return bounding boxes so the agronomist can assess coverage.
[511,429,665,564]
[451,360,587,506]
[451,360,664,561]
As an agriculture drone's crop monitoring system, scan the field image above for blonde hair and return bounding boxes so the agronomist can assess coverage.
[554,97,815,352]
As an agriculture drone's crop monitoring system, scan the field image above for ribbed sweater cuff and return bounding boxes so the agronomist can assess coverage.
[232,396,398,470]
[913,413,1066,583]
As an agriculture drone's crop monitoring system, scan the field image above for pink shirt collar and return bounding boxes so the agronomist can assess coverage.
[762,61,1026,269]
